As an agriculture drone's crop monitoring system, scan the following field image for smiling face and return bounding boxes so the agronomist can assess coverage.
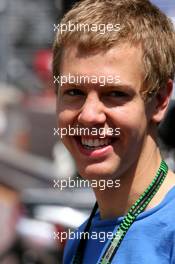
[56,43,157,180]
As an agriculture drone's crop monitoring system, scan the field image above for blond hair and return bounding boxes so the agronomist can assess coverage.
[53,0,175,100]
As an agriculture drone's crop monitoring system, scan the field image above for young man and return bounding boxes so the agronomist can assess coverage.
[53,0,175,263]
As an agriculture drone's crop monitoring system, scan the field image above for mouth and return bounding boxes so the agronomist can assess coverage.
[74,136,118,157]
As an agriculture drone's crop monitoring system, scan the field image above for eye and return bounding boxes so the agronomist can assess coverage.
[64,88,84,96]
[107,91,127,97]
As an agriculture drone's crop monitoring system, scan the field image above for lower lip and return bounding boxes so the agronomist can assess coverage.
[74,137,114,158]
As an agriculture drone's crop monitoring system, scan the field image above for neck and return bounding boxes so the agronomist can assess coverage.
[93,136,162,220]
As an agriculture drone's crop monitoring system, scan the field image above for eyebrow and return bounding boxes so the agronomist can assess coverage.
[60,81,135,92]
[62,84,136,98]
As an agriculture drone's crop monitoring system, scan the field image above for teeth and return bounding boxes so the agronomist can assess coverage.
[94,139,99,147]
[104,138,108,145]
[88,139,94,146]
[81,138,111,147]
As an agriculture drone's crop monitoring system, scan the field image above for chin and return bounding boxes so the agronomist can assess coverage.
[78,162,120,181]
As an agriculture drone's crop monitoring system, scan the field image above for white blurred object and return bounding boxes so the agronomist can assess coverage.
[165,151,175,172]
[16,218,56,249]
[0,83,21,138]
[172,83,175,100]
[0,108,7,135]
[172,17,175,25]
[34,205,88,229]
[53,141,76,179]
[0,83,23,106]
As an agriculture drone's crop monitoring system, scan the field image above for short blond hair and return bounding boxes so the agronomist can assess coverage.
[53,0,175,100]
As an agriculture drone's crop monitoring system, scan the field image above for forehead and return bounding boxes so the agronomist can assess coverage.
[60,43,145,92]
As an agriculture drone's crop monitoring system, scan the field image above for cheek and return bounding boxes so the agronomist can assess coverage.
[111,106,147,139]
[57,111,66,127]
[56,109,78,149]
[57,109,75,128]
[56,97,71,127]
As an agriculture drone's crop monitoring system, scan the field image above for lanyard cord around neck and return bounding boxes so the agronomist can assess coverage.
[72,160,168,264]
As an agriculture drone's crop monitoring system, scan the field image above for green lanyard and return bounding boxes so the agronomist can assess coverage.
[72,160,168,264]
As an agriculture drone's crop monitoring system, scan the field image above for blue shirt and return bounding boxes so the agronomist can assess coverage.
[63,186,175,264]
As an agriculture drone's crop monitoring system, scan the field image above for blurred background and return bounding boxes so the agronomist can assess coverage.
[0,0,174,263]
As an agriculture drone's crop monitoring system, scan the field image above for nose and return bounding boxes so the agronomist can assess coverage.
[78,92,106,127]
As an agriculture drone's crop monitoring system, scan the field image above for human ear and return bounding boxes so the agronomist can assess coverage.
[151,79,173,123]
